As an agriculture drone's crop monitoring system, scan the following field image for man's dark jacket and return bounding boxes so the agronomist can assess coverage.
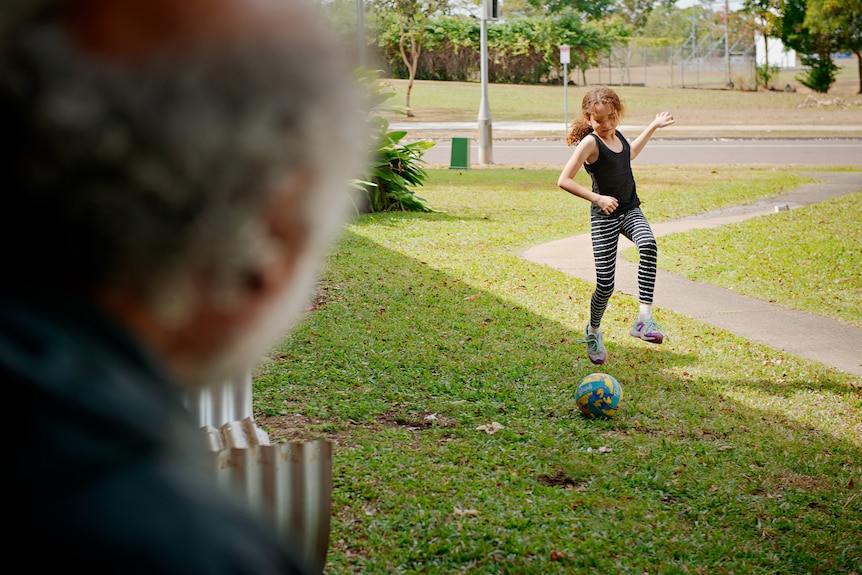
[3,291,309,574]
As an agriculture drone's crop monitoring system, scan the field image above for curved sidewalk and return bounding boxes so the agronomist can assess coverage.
[521,171,862,377]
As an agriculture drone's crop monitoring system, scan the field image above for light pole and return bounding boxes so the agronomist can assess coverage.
[478,0,497,165]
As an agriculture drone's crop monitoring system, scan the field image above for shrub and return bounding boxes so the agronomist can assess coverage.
[756,63,779,89]
[374,13,613,85]
[353,69,434,213]
[796,53,839,93]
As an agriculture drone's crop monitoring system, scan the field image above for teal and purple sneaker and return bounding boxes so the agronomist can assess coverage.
[583,324,607,365]
[630,316,668,344]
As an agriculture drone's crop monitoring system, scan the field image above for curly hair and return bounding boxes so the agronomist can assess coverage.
[0,0,367,321]
[565,87,625,146]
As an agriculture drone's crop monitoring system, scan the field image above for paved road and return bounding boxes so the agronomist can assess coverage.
[420,138,862,166]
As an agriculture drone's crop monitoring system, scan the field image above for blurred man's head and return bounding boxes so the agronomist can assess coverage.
[0,0,367,387]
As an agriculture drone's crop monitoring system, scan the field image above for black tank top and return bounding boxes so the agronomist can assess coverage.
[584,130,641,218]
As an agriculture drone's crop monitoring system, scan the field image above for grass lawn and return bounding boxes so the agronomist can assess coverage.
[378,60,862,129]
[652,184,862,327]
[254,166,862,574]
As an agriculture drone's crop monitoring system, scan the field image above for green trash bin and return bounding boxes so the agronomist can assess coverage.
[449,137,470,169]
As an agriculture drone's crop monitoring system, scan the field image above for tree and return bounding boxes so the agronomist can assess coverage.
[778,0,838,93]
[529,0,616,19]
[498,0,534,16]
[609,0,655,85]
[743,0,782,89]
[804,0,862,92]
[553,9,613,84]
[372,1,447,116]
[614,0,657,30]
[640,1,695,43]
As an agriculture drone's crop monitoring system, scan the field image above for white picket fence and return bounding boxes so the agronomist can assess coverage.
[187,376,333,574]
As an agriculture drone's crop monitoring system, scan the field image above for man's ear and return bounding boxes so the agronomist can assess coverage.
[242,167,313,302]
[131,168,316,386]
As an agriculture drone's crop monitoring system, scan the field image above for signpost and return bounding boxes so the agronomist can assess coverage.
[560,44,570,132]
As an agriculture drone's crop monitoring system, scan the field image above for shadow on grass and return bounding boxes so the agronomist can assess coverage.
[258,228,859,437]
[348,209,486,228]
[254,230,861,574]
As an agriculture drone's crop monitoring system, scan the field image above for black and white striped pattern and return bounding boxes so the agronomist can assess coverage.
[589,207,657,327]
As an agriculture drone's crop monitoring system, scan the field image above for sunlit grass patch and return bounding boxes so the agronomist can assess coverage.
[657,188,862,326]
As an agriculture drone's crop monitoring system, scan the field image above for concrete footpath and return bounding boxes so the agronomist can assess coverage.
[521,171,862,377]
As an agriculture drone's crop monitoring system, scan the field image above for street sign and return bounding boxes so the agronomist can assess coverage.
[560,44,570,64]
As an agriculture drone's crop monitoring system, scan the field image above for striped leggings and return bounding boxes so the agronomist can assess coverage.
[589,207,657,327]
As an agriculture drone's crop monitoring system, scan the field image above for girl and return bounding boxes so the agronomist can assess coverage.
[557,87,674,365]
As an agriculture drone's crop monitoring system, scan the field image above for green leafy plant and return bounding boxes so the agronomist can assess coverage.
[796,53,839,93]
[756,62,780,89]
[354,69,434,213]
[374,13,615,85]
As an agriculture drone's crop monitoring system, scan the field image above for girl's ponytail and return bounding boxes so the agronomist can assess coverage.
[566,118,593,146]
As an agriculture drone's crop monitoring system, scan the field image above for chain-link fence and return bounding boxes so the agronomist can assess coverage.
[578,36,757,90]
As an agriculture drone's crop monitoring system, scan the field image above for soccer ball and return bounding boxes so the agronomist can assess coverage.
[575,373,622,419]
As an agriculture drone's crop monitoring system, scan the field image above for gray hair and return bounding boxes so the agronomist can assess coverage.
[0,1,367,320]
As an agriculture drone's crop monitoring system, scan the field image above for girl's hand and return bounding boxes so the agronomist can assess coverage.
[653,111,675,128]
[595,195,619,215]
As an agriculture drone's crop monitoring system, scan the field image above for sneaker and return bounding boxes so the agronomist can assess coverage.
[630,316,668,344]
[581,324,607,365]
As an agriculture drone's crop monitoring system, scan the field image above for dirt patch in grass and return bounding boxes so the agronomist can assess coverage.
[306,283,333,312]
[255,413,324,442]
[766,471,832,492]
[376,409,458,430]
[256,407,459,445]
[537,469,586,490]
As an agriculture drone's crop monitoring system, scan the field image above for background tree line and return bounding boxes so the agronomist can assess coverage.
[376,11,612,85]
[323,0,860,95]
[324,0,858,212]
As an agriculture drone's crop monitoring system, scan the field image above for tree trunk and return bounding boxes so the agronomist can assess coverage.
[624,41,633,85]
[398,18,420,117]
[856,50,862,94]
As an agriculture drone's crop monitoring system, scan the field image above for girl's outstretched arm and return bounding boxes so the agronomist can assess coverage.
[630,111,674,161]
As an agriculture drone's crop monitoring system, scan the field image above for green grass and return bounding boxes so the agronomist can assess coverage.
[654,188,862,327]
[423,165,815,226]
[379,65,862,128]
[384,80,811,122]
[254,166,862,574]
